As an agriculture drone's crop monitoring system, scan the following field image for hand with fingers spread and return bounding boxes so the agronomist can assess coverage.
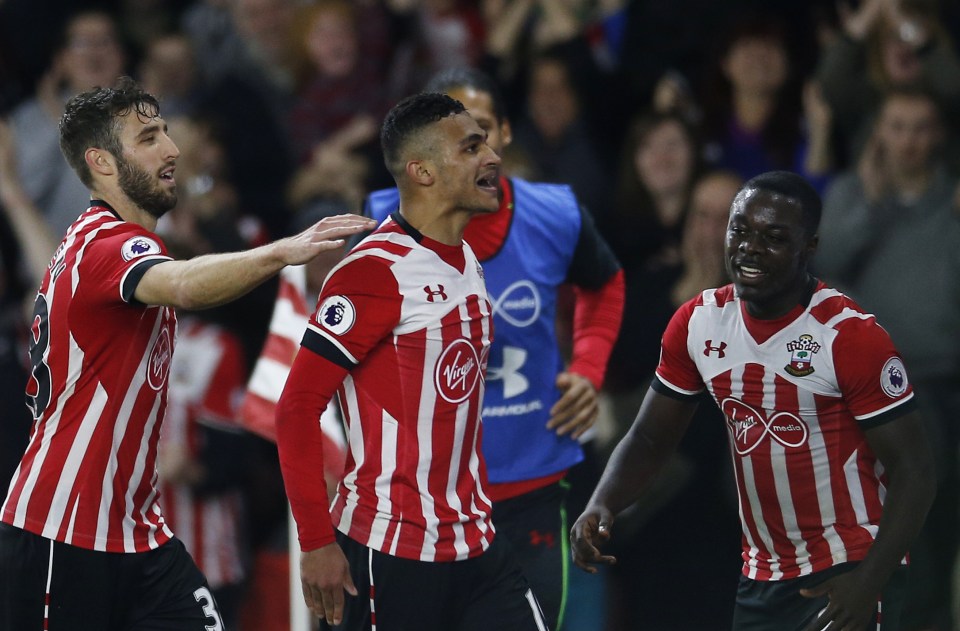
[277,214,378,266]
[547,372,599,439]
[569,506,617,573]
[300,544,358,626]
[799,569,880,631]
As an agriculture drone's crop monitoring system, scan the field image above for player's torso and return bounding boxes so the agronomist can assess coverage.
[4,209,176,552]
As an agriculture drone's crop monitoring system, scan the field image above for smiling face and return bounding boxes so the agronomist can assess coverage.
[115,108,181,218]
[428,112,501,215]
[725,187,817,318]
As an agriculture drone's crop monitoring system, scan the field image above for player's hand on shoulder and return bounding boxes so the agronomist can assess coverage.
[570,506,617,573]
[300,543,358,626]
[279,214,378,265]
[548,372,599,439]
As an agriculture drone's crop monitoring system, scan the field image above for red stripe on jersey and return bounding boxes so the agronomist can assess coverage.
[772,374,831,575]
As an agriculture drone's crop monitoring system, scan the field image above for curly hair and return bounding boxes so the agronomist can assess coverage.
[59,76,160,188]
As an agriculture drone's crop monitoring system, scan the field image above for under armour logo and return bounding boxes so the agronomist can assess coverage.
[704,340,727,358]
[528,530,556,548]
[424,284,447,302]
[486,346,529,398]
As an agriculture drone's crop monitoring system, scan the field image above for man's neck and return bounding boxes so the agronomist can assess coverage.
[398,204,472,246]
[90,189,157,231]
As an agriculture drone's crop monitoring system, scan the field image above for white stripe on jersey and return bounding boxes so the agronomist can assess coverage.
[42,383,108,541]
[368,409,399,553]
[416,328,443,563]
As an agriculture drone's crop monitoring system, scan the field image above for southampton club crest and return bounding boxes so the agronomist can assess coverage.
[784,334,821,377]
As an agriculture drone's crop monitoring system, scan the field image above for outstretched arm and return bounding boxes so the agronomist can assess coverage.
[135,214,376,309]
[570,385,699,572]
[800,409,935,631]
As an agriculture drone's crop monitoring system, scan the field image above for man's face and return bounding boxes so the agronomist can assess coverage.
[875,95,940,177]
[725,188,815,316]
[115,109,180,218]
[61,14,125,92]
[429,112,501,215]
[445,86,511,156]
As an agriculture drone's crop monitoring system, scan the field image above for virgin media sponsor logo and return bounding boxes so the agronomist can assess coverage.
[147,327,173,390]
[721,397,808,455]
[435,339,480,403]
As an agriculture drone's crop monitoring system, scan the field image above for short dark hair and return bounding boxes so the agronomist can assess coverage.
[380,92,465,179]
[740,171,822,236]
[423,67,507,124]
[59,76,160,188]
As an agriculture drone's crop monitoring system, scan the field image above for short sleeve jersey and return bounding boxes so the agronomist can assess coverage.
[305,214,495,562]
[655,282,915,581]
[2,203,177,553]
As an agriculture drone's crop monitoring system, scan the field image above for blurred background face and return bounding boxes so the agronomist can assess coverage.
[232,0,294,60]
[445,85,510,156]
[687,173,742,256]
[60,13,125,92]
[876,95,941,176]
[140,34,196,101]
[635,119,695,197]
[880,19,924,85]
[527,59,578,142]
[305,7,358,79]
[722,36,788,95]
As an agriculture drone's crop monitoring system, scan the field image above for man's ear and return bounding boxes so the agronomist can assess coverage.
[85,148,115,177]
[500,119,513,149]
[406,159,434,186]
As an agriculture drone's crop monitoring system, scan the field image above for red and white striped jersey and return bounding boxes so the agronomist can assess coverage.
[656,282,915,581]
[240,265,347,476]
[305,215,494,562]
[159,317,246,589]
[2,203,176,553]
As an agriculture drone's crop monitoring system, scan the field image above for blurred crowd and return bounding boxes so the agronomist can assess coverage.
[0,0,959,630]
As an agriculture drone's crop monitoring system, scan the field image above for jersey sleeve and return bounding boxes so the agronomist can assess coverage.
[833,316,916,429]
[653,297,705,399]
[300,255,403,367]
[79,227,172,305]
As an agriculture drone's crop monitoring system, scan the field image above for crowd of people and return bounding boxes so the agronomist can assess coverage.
[0,0,958,630]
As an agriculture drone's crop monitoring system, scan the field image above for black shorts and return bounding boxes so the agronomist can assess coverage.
[0,523,225,630]
[731,562,908,631]
[491,480,568,631]
[320,530,549,631]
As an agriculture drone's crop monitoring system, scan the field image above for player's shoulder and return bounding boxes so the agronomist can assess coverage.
[509,177,578,209]
[364,187,400,222]
[806,283,878,332]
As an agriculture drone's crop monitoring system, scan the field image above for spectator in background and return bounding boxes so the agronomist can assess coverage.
[7,9,127,235]
[601,110,703,276]
[816,0,960,169]
[513,50,614,222]
[181,0,299,238]
[699,12,834,193]
[139,32,203,119]
[815,87,960,631]
[286,0,391,217]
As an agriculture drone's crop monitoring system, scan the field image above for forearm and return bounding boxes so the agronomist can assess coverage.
[568,269,625,388]
[850,462,935,592]
[586,388,696,516]
[137,242,288,309]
